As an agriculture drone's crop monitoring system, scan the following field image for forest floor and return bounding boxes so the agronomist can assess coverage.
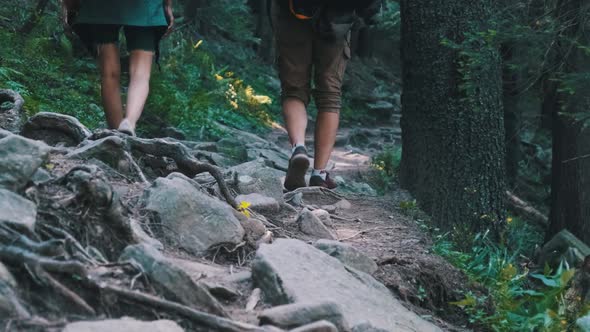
[0,91,484,331]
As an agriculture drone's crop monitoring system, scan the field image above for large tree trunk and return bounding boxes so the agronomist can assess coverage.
[502,44,522,188]
[546,0,590,244]
[399,0,506,232]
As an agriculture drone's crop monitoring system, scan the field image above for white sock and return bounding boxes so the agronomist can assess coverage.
[312,169,327,180]
[291,143,305,154]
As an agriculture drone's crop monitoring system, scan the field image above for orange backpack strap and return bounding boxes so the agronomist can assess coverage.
[289,0,315,20]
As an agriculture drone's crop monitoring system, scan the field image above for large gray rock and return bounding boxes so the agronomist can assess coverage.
[216,137,249,162]
[247,147,289,171]
[538,230,590,268]
[21,112,91,147]
[0,189,37,232]
[230,159,285,203]
[62,318,184,332]
[143,176,244,254]
[259,301,349,331]
[252,239,441,332]
[119,244,228,316]
[0,134,49,191]
[290,321,338,332]
[351,323,390,332]
[297,209,337,240]
[314,240,378,275]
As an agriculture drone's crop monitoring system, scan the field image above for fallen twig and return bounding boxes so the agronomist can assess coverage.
[505,191,548,227]
[125,136,237,208]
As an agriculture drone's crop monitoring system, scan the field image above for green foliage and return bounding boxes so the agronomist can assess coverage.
[0,2,278,137]
[432,219,585,331]
[377,1,401,36]
[370,145,402,194]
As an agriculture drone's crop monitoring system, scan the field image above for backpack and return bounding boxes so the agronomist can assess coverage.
[285,0,381,41]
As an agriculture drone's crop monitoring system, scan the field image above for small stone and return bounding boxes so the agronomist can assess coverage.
[0,134,50,191]
[320,205,337,215]
[290,321,339,332]
[237,193,280,214]
[259,301,349,331]
[314,240,378,275]
[0,189,37,232]
[311,209,333,227]
[334,199,352,210]
[31,168,52,185]
[298,209,337,240]
[234,210,267,245]
[62,318,184,332]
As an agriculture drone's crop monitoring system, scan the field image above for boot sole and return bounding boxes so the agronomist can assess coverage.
[284,154,310,191]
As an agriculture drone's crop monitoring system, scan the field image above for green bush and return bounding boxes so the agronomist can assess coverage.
[433,219,584,331]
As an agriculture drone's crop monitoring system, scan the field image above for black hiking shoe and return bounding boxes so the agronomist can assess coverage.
[284,146,310,191]
[309,171,338,190]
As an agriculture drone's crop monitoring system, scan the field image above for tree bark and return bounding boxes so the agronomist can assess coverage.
[502,43,522,188]
[399,0,506,232]
[546,0,590,244]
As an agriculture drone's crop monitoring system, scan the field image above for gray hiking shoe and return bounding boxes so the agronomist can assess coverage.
[284,146,310,191]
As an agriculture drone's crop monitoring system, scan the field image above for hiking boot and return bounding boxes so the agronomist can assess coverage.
[309,172,338,189]
[284,146,310,191]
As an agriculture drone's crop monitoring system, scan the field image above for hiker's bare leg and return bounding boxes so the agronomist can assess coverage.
[313,111,339,170]
[283,97,308,147]
[98,44,123,129]
[124,50,154,129]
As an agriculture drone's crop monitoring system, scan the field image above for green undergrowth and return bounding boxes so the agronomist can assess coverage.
[399,199,584,331]
[0,7,279,140]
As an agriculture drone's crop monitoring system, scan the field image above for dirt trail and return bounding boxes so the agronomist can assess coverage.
[265,124,472,331]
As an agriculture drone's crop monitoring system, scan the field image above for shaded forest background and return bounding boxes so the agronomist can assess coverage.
[1,0,590,331]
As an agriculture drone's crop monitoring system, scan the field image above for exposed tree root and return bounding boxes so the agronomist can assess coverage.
[34,266,96,316]
[0,245,87,277]
[125,136,237,208]
[88,130,237,208]
[95,284,265,332]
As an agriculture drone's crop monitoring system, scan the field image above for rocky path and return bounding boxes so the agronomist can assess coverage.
[0,89,469,332]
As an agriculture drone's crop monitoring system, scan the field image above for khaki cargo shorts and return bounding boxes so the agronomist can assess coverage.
[273,2,351,113]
